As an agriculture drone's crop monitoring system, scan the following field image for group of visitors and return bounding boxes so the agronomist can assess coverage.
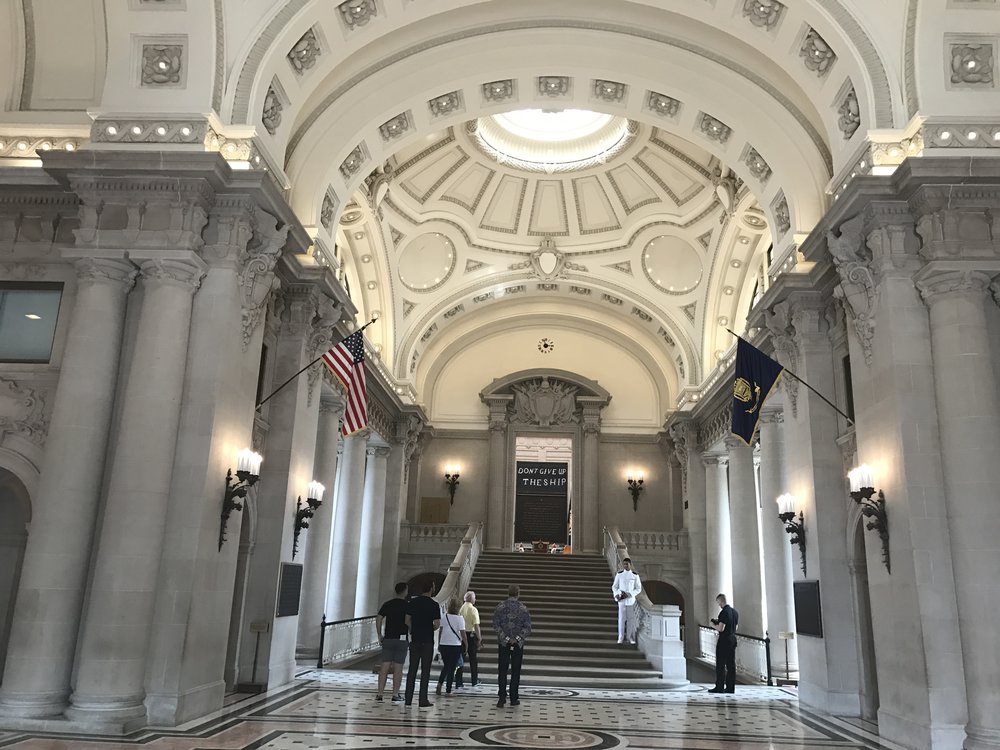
[375,581,530,708]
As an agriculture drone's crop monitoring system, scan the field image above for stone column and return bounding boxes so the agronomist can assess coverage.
[67,258,206,726]
[484,398,510,550]
[297,396,345,658]
[918,270,1000,750]
[758,406,797,673]
[380,420,419,602]
[726,435,765,637]
[324,441,345,618]
[355,445,390,616]
[580,403,602,554]
[702,453,732,602]
[0,258,135,719]
[326,430,369,619]
[676,422,708,644]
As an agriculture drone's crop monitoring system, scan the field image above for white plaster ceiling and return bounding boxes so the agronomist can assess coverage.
[337,118,773,407]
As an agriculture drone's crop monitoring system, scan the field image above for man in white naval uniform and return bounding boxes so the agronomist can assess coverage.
[611,558,642,644]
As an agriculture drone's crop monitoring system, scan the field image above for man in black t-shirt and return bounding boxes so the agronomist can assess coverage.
[375,582,409,702]
[403,579,441,707]
[709,593,739,693]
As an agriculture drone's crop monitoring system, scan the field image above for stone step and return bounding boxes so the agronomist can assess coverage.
[476,650,649,668]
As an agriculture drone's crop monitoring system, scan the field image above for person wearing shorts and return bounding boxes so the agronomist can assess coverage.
[375,582,409,701]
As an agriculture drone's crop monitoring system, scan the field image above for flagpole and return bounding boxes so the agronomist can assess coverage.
[726,329,854,426]
[255,317,377,411]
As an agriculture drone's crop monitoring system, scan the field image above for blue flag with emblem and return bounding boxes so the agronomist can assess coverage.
[731,337,784,445]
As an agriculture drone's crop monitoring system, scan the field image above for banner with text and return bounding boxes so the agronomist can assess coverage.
[515,461,569,544]
[515,461,569,495]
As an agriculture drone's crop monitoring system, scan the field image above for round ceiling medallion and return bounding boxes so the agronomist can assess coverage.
[398,232,456,292]
[641,236,703,295]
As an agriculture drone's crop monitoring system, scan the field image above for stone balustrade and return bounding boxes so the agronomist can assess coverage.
[619,530,688,553]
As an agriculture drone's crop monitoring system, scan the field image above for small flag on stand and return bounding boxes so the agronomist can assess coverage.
[322,330,368,436]
[731,336,784,444]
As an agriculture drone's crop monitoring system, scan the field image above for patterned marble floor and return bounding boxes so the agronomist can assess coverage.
[0,670,889,750]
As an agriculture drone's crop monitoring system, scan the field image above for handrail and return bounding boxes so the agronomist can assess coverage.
[698,624,773,685]
[435,521,483,608]
[316,615,379,668]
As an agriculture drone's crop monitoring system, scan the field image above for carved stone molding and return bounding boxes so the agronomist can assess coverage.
[139,258,206,292]
[339,0,377,29]
[800,28,836,76]
[482,79,514,102]
[916,270,994,306]
[950,43,994,86]
[701,453,729,468]
[366,445,391,459]
[759,407,785,425]
[141,44,183,86]
[428,91,463,117]
[0,377,48,446]
[666,421,691,494]
[646,91,680,118]
[73,257,138,290]
[379,112,411,142]
[340,143,368,179]
[510,376,580,427]
[826,213,878,365]
[743,0,785,30]
[698,113,732,143]
[287,28,321,74]
[320,190,338,231]
[508,237,587,280]
[538,76,570,98]
[698,402,734,449]
[262,85,283,134]
[744,146,772,183]
[593,79,626,103]
[764,302,800,417]
[837,86,860,139]
[240,207,290,350]
[772,193,791,236]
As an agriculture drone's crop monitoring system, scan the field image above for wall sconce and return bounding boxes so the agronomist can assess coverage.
[848,464,890,574]
[626,470,645,511]
[219,449,263,550]
[776,493,807,576]
[444,464,460,506]
[292,480,325,559]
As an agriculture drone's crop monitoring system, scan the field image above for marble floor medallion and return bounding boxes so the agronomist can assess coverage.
[469,724,622,748]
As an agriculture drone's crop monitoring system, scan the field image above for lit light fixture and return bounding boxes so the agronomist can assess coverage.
[24,313,41,320]
[847,464,890,573]
[218,449,263,550]
[776,493,807,575]
[444,464,461,505]
[626,470,645,511]
[292,480,326,559]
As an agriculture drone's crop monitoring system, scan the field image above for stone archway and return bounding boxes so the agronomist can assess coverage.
[0,468,31,684]
[480,370,610,553]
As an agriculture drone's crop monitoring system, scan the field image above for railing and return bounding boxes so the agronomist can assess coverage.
[434,521,483,608]
[619,530,688,552]
[603,527,688,686]
[316,522,483,669]
[317,615,380,668]
[397,523,472,555]
[697,624,773,685]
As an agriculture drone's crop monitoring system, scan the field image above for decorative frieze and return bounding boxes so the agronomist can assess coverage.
[698,113,732,143]
[320,190,338,231]
[826,213,878,365]
[141,44,183,86]
[837,85,861,139]
[339,0,377,29]
[742,0,785,30]
[593,79,626,103]
[0,377,49,446]
[646,91,680,118]
[428,91,463,117]
[743,146,772,183]
[949,42,994,86]
[0,136,82,157]
[379,112,412,142]
[339,143,368,179]
[287,28,321,74]
[482,79,515,102]
[262,85,283,135]
[538,76,570,98]
[800,28,836,77]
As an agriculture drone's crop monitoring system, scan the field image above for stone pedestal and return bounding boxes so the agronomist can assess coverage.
[726,436,764,637]
[702,454,732,601]
[297,397,345,658]
[757,407,798,673]
[919,271,1000,750]
[326,430,369,619]
[0,259,135,719]
[68,258,205,726]
[355,446,390,616]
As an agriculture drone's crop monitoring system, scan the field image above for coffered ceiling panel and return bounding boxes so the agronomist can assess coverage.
[527,180,569,237]
[480,174,528,234]
[572,176,620,234]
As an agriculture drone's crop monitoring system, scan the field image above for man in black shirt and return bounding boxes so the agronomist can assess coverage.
[404,579,441,707]
[709,593,739,693]
[375,582,409,702]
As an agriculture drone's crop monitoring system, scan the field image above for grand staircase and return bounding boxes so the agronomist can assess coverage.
[466,551,664,688]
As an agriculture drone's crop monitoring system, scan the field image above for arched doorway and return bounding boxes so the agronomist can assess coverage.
[407,572,447,598]
[849,518,880,722]
[644,579,686,628]
[0,468,30,683]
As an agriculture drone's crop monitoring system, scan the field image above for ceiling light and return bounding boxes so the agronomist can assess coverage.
[739,237,749,244]
[724,287,734,296]
[131,126,142,135]
[354,232,365,240]
[106,125,117,135]
[181,126,192,136]
[940,131,951,140]
[366,281,377,290]
[16,141,28,151]
[731,260,741,268]
[361,254,372,263]
[967,131,978,140]
[40,141,51,151]
[156,126,167,136]
[64,142,75,151]
[719,316,729,326]
[24,313,41,320]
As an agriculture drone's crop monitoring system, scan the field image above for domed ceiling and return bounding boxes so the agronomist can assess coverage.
[337,114,773,405]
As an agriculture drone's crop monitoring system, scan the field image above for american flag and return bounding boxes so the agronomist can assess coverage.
[322,331,367,436]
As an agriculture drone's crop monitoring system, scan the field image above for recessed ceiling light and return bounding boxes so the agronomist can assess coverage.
[361,254,372,263]
[24,314,41,320]
[366,281,377,289]
[354,232,365,240]
[731,260,742,268]
[131,126,142,135]
[724,287,734,296]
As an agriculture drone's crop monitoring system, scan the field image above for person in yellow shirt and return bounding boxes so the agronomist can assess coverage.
[456,590,482,687]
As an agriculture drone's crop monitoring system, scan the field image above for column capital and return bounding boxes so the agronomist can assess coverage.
[366,445,391,459]
[346,427,371,442]
[724,435,751,451]
[702,453,728,468]
[72,257,138,290]
[319,393,346,415]
[759,408,785,425]
[916,269,994,306]
[138,258,206,293]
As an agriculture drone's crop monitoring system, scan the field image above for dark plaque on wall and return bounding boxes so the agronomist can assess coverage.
[793,580,823,637]
[514,495,568,544]
[276,562,303,617]
[515,461,569,495]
